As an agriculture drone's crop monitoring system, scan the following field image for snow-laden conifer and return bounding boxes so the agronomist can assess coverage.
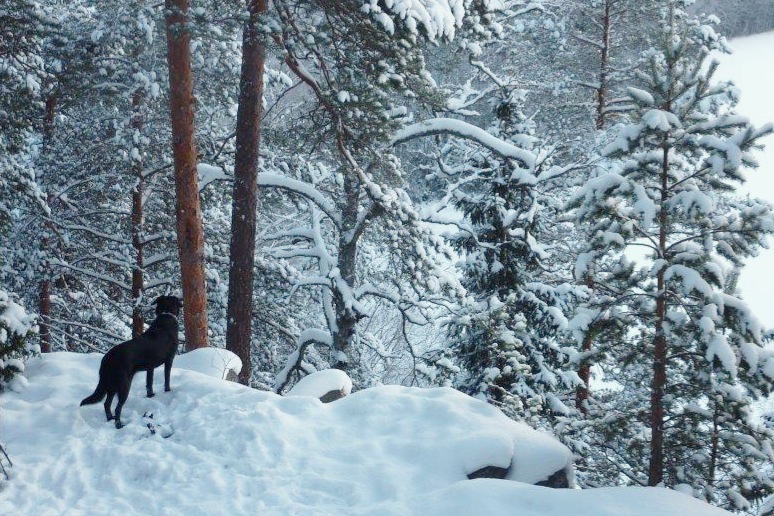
[568,2,774,509]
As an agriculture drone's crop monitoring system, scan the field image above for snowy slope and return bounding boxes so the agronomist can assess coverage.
[0,353,730,515]
[716,31,774,329]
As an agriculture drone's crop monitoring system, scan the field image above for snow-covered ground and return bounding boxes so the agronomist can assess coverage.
[716,31,774,329]
[0,352,731,515]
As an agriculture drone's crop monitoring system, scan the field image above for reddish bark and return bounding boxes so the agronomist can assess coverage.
[648,131,671,487]
[225,0,268,385]
[165,0,209,350]
[39,279,51,353]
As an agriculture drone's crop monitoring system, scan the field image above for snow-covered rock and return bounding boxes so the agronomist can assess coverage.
[285,369,352,402]
[174,347,242,381]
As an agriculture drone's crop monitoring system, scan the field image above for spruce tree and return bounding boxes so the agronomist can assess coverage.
[439,90,577,424]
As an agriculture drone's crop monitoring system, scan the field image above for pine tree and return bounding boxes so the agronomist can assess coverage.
[569,3,774,508]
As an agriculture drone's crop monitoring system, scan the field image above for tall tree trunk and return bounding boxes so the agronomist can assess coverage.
[39,93,57,353]
[131,88,145,338]
[38,279,51,353]
[595,1,612,130]
[165,0,208,350]
[648,141,671,487]
[226,0,268,385]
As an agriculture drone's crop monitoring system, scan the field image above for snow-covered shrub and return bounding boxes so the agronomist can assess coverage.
[0,290,38,390]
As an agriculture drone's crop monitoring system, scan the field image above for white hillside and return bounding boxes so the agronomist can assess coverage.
[0,353,730,515]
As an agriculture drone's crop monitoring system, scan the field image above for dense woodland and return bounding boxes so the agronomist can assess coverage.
[2,0,774,513]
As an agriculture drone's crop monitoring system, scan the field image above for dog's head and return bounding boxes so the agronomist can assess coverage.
[152,295,183,317]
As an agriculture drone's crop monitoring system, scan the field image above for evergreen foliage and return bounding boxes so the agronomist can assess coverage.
[0,291,38,390]
[568,3,774,509]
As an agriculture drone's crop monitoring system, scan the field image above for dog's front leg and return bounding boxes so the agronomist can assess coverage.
[146,368,155,398]
[164,357,173,392]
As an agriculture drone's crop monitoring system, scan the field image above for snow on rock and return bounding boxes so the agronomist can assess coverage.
[0,353,731,515]
[286,369,352,402]
[174,347,242,380]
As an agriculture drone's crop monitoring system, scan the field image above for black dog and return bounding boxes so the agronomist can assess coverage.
[80,295,182,429]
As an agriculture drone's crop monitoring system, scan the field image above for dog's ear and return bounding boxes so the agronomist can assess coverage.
[151,298,159,305]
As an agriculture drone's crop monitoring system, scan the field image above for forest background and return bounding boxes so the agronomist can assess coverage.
[3,0,774,513]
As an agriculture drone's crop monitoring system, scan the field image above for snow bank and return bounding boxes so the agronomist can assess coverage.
[0,353,730,515]
[415,480,730,516]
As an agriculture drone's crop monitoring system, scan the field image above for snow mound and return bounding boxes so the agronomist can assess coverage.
[0,353,730,515]
[285,369,352,399]
[174,347,242,380]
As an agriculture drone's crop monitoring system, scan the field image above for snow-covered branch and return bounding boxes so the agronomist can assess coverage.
[258,173,341,227]
[392,118,536,169]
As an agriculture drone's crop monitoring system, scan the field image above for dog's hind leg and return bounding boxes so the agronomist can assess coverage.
[146,368,155,398]
[104,391,115,422]
[114,377,131,429]
[164,357,173,392]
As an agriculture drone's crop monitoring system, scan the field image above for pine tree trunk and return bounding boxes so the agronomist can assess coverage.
[595,1,612,130]
[38,279,51,353]
[39,93,57,353]
[131,89,145,338]
[165,0,208,350]
[648,141,671,487]
[226,0,268,385]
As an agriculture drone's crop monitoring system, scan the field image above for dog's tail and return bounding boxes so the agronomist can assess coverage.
[80,379,106,406]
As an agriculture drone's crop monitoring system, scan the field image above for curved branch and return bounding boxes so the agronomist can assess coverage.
[258,173,341,227]
[391,118,536,169]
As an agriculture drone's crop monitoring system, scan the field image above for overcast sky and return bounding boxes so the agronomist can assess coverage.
[716,32,774,329]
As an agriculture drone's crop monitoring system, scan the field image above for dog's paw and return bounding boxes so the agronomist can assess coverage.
[147,392,155,398]
[115,421,125,430]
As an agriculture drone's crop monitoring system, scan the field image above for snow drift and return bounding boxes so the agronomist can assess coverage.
[0,353,729,515]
